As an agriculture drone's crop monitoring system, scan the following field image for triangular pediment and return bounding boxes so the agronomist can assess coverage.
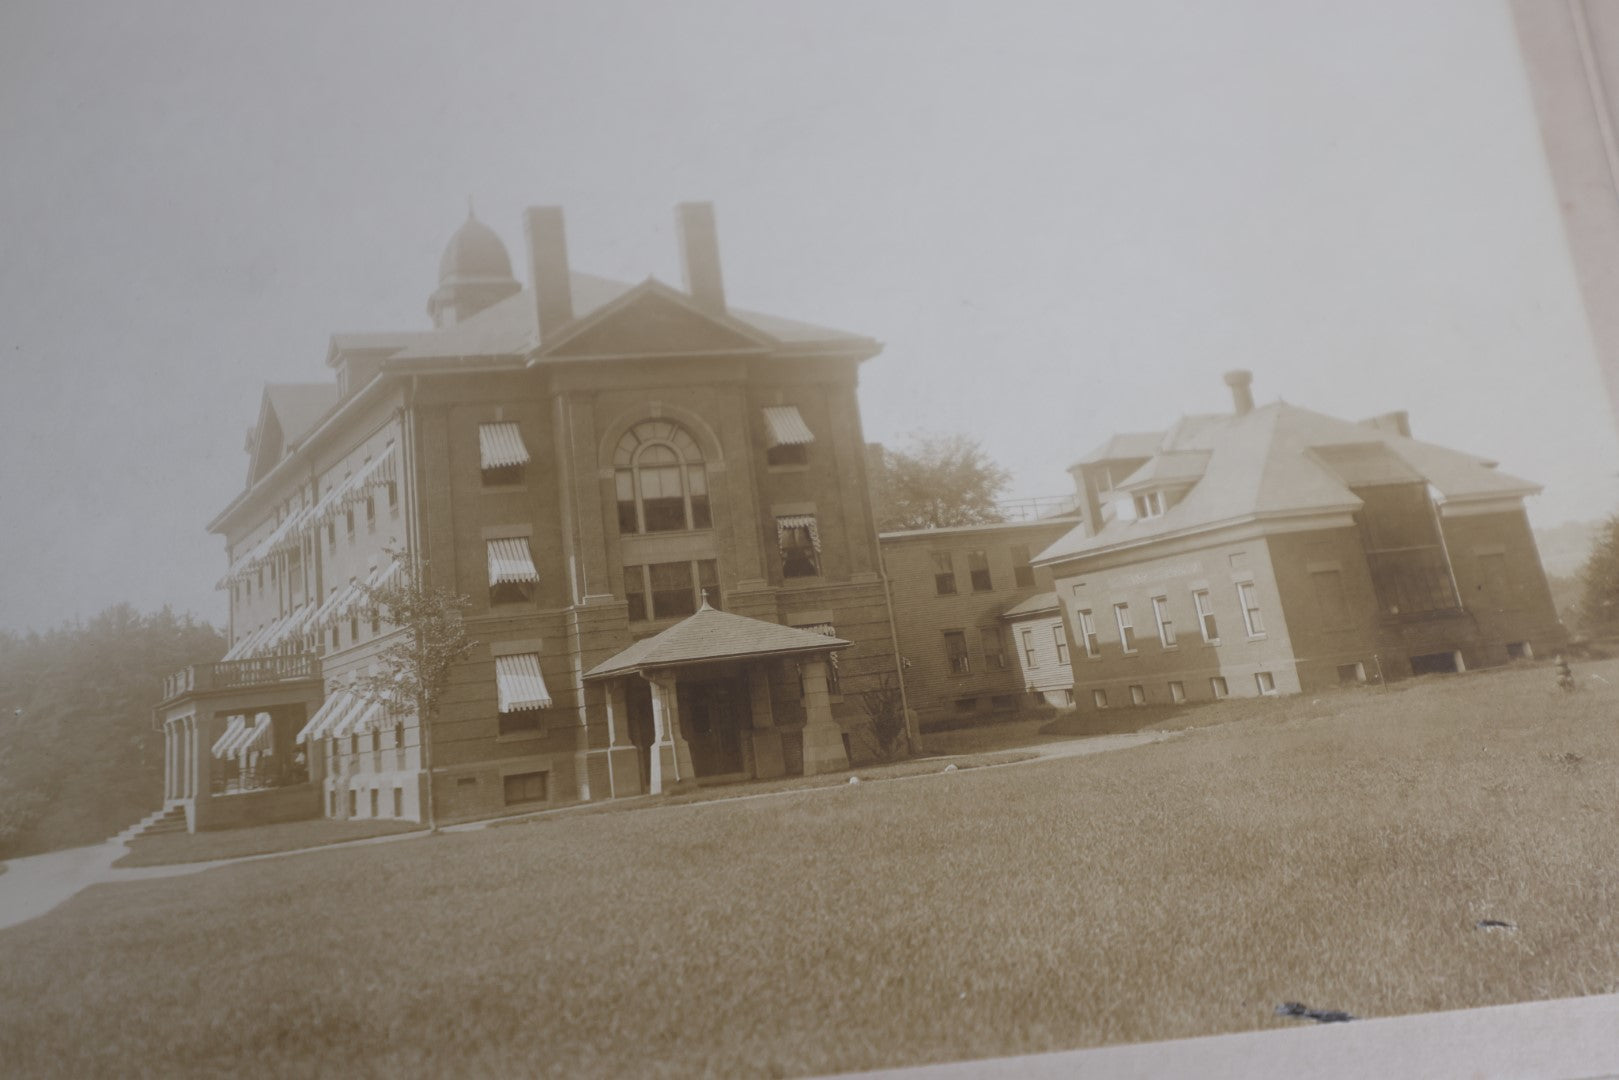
[247,396,284,485]
[544,281,771,359]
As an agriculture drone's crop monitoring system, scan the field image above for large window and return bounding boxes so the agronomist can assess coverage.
[932,552,957,595]
[613,421,711,534]
[980,627,1008,670]
[968,550,993,592]
[1193,589,1219,643]
[943,630,970,675]
[1052,625,1069,665]
[1076,609,1099,657]
[1010,544,1036,588]
[1152,595,1177,648]
[1021,628,1037,667]
[776,517,821,578]
[624,560,720,621]
[1237,581,1266,637]
[1114,603,1136,654]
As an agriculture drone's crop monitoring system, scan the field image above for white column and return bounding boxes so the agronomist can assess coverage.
[603,680,644,797]
[644,672,695,794]
[800,656,849,775]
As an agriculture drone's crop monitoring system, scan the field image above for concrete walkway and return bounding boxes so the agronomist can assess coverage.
[833,992,1619,1080]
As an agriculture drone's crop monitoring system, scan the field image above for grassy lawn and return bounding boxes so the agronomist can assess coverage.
[113,817,425,868]
[2,660,1615,1077]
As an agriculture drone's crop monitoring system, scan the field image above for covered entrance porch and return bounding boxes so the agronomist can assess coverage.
[586,601,851,795]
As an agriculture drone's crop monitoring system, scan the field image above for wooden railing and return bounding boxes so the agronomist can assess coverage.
[162,653,320,702]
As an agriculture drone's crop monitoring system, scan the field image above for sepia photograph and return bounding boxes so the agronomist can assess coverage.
[2,2,1618,1076]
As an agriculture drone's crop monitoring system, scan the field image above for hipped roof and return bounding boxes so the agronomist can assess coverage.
[1037,402,1540,565]
[585,603,849,680]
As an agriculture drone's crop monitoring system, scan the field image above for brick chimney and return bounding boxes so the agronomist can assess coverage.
[1224,369,1255,416]
[524,207,574,343]
[676,202,726,315]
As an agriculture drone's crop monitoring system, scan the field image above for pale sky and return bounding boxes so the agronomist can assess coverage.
[2,0,1616,634]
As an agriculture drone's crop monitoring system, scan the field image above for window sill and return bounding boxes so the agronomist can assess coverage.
[1160,644,1179,652]
[1202,639,1222,647]
[481,484,529,496]
[1247,634,1268,642]
[766,463,811,474]
[495,731,545,744]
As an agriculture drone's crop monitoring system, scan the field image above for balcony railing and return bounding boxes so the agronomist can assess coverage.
[163,653,321,702]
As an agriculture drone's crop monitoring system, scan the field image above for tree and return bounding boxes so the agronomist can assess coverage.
[869,432,1012,533]
[353,553,474,832]
[1576,513,1619,634]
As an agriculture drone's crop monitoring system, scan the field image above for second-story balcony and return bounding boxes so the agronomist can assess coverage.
[161,653,321,703]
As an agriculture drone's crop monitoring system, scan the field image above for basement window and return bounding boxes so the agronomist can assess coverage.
[1255,671,1277,696]
[1129,684,1146,706]
[1506,641,1533,661]
[1210,676,1229,700]
[503,771,549,806]
[1092,688,1108,709]
[1337,662,1367,685]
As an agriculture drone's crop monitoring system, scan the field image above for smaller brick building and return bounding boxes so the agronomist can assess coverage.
[880,518,1076,727]
[1035,371,1565,711]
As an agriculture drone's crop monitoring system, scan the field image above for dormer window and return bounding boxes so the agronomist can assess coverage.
[1133,491,1167,519]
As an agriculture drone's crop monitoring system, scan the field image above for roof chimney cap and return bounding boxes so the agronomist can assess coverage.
[1223,369,1255,415]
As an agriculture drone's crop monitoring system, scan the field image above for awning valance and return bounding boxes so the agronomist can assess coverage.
[487,538,539,585]
[763,406,815,448]
[479,422,530,469]
[222,713,270,756]
[211,715,246,758]
[331,697,385,738]
[775,514,822,553]
[310,444,397,527]
[296,692,347,744]
[495,653,552,712]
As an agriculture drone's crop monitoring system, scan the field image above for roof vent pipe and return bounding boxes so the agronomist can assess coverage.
[1224,369,1255,416]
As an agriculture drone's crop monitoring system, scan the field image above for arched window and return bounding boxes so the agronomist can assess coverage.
[613,420,712,534]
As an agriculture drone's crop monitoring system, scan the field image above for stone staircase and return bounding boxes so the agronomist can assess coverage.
[111,806,186,846]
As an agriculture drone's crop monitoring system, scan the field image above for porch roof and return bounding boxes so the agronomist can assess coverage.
[584,601,850,681]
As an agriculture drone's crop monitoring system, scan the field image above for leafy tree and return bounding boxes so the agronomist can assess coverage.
[869,431,1013,533]
[353,552,474,831]
[1576,513,1619,634]
[0,605,225,857]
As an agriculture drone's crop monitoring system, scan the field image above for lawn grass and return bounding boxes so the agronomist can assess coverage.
[2,659,1615,1077]
[113,817,424,868]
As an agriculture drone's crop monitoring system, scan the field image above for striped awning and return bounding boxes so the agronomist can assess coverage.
[775,514,822,553]
[331,696,385,738]
[763,406,815,447]
[238,714,273,755]
[222,713,270,756]
[310,444,397,527]
[479,422,530,469]
[495,653,552,712]
[296,692,348,744]
[211,715,247,758]
[487,538,539,585]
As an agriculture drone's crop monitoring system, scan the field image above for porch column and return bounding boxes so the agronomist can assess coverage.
[178,717,192,799]
[643,672,696,795]
[800,656,849,775]
[163,721,174,802]
[603,680,644,798]
[747,665,786,780]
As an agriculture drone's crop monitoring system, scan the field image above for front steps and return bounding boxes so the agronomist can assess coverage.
[111,806,186,846]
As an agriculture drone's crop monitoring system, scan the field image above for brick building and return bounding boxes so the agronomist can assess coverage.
[1035,371,1566,712]
[879,518,1075,727]
[155,202,901,829]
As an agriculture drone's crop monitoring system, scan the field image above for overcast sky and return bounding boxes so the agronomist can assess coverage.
[2,0,1616,634]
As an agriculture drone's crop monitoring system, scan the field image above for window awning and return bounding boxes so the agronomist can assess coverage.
[495,653,552,711]
[487,538,539,585]
[479,422,530,469]
[222,713,270,756]
[775,514,822,552]
[211,715,247,758]
[331,696,385,738]
[763,406,815,448]
[310,444,398,527]
[296,692,349,744]
[238,715,273,755]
